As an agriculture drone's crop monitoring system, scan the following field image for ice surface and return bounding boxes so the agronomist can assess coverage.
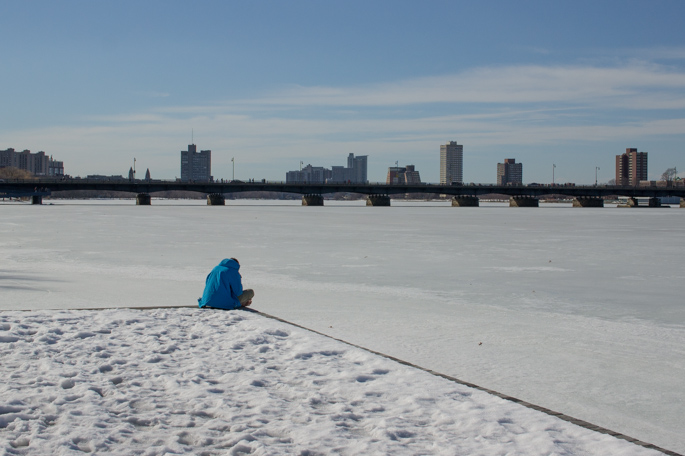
[1,199,683,453]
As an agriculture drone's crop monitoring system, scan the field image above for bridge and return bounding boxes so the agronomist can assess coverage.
[1,178,684,207]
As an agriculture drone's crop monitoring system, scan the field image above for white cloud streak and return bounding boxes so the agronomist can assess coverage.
[246,63,685,109]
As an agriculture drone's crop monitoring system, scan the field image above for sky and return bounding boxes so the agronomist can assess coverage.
[1,0,685,184]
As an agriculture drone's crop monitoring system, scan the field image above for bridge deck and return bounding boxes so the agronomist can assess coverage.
[2,179,685,199]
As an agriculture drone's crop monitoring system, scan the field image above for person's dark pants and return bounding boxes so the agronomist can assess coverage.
[238,289,254,305]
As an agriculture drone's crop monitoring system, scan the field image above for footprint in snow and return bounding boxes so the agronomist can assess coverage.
[387,430,415,440]
[38,335,60,344]
[295,350,344,360]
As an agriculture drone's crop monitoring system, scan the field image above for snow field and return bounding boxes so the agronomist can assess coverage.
[0,308,664,455]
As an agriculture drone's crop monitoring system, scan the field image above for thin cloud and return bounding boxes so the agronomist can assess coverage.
[246,63,685,109]
[627,46,685,61]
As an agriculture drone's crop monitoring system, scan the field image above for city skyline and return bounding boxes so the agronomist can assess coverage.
[1,1,685,184]
[1,141,677,186]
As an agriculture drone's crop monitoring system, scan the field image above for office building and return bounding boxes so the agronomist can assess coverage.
[440,141,463,184]
[616,148,647,186]
[286,153,368,184]
[386,165,421,184]
[497,159,523,185]
[286,164,331,183]
[346,153,368,183]
[181,144,212,182]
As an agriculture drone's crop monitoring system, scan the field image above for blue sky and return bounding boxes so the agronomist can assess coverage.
[2,0,685,183]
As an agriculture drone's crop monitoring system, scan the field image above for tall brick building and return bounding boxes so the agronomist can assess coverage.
[616,148,647,186]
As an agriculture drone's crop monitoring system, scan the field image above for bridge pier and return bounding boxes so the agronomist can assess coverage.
[619,197,639,207]
[136,193,151,205]
[619,197,664,208]
[207,193,225,205]
[572,197,604,208]
[509,196,539,207]
[366,195,391,206]
[451,196,479,207]
[681,198,685,208]
[648,197,662,207]
[31,195,43,205]
[302,194,324,206]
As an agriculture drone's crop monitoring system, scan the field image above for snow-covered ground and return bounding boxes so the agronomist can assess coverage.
[1,199,683,454]
[1,307,665,455]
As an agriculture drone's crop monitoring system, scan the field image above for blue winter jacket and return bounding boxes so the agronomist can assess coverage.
[198,259,244,309]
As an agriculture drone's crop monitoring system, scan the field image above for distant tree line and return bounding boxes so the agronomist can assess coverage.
[0,167,34,179]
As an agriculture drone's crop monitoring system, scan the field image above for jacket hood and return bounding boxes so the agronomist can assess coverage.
[219,258,240,270]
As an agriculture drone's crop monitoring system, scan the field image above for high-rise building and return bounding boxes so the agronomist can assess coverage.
[347,153,368,183]
[497,159,523,185]
[286,164,331,183]
[440,141,463,184]
[386,165,421,184]
[287,153,368,183]
[181,144,212,182]
[48,157,64,177]
[0,148,62,176]
[0,149,12,168]
[616,148,647,186]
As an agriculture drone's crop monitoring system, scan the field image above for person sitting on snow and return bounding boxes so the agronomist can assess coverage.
[198,258,254,309]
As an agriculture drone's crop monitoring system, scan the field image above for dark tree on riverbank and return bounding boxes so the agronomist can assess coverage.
[661,167,677,182]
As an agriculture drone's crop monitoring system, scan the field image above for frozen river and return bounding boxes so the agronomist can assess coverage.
[1,199,683,453]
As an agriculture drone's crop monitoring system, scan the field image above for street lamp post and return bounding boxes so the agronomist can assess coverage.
[595,166,600,186]
[231,157,235,181]
[552,164,556,185]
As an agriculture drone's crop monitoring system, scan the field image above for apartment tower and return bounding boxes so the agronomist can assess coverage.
[440,141,463,184]
[616,148,647,186]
